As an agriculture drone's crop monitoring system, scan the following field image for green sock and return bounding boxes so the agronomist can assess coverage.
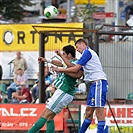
[27,117,47,133]
[46,120,55,133]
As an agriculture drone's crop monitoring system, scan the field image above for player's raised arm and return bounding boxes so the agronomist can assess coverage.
[55,50,74,67]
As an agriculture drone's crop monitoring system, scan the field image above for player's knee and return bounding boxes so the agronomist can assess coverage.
[47,114,55,121]
[95,108,105,120]
[85,110,93,119]
[85,107,94,118]
[86,112,93,119]
[41,108,55,119]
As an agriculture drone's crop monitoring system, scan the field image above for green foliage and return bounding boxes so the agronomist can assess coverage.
[0,0,34,22]
[72,3,97,23]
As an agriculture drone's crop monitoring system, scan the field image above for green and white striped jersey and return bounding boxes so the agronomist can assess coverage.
[54,59,78,96]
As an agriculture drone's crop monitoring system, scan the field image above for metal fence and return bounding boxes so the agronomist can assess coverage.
[95,25,133,100]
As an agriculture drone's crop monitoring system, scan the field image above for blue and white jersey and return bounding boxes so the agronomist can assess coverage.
[77,47,107,82]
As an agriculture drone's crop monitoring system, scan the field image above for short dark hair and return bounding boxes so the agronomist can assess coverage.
[63,45,75,58]
[75,38,88,46]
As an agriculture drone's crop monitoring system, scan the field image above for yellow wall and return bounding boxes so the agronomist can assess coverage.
[75,0,88,4]
[75,0,106,5]
[90,0,105,5]
[0,23,83,51]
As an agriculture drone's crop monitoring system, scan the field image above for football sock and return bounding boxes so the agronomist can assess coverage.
[79,118,92,133]
[27,117,47,133]
[97,121,105,133]
[46,120,55,133]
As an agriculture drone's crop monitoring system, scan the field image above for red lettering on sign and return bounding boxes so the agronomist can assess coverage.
[127,108,133,118]
[117,108,126,117]
[107,108,116,118]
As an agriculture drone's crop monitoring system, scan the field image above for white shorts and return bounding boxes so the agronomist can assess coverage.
[46,89,73,114]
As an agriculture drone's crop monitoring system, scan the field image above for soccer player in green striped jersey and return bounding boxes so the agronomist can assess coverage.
[27,45,83,133]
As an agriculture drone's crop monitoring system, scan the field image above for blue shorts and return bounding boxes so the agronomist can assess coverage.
[87,80,108,107]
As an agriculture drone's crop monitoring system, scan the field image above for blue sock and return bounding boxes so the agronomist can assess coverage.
[97,121,105,133]
[79,118,92,133]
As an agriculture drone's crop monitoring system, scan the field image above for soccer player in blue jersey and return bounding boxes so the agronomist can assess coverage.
[52,38,108,133]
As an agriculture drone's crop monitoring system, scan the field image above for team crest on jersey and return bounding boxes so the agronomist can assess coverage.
[91,98,95,102]
[91,98,95,105]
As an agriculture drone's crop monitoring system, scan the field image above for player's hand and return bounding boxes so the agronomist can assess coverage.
[55,50,62,56]
[51,66,60,73]
[38,57,46,63]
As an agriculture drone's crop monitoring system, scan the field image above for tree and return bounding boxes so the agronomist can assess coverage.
[72,3,97,23]
[71,3,97,49]
[0,0,34,22]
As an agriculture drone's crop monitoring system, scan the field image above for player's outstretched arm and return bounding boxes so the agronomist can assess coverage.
[52,64,81,73]
[50,59,63,67]
[38,56,63,67]
[51,64,83,78]
[65,70,83,79]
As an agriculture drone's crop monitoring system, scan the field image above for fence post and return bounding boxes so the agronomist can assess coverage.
[78,105,81,132]
[94,33,99,55]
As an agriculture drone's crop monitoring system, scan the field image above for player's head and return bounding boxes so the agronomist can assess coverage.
[62,45,75,58]
[75,38,88,54]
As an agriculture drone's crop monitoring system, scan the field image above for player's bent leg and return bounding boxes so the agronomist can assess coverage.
[95,107,105,133]
[44,89,73,132]
[93,80,108,133]
[79,106,95,133]
[46,89,73,114]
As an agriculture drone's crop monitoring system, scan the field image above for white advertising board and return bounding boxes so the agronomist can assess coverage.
[81,105,133,133]
[0,51,56,79]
